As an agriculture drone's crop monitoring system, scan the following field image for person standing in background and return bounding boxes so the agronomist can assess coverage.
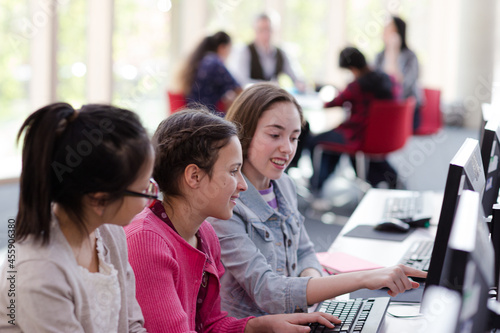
[230,13,308,169]
[231,13,305,90]
[374,15,423,131]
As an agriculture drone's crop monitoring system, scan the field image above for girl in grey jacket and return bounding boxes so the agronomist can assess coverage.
[0,103,152,332]
[210,83,427,318]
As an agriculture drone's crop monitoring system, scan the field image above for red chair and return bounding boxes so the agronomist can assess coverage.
[313,97,416,183]
[414,88,442,135]
[167,91,187,115]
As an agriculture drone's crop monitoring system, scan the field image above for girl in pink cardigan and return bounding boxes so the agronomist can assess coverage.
[125,109,339,332]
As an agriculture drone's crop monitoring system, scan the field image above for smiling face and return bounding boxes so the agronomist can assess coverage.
[243,101,301,190]
[198,135,247,220]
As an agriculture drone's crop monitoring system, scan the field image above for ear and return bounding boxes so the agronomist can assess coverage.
[86,192,109,217]
[184,164,204,189]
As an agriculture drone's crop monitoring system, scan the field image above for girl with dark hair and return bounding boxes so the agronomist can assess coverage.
[177,31,242,114]
[0,103,152,332]
[374,15,423,131]
[210,83,426,318]
[125,108,339,332]
[310,47,401,191]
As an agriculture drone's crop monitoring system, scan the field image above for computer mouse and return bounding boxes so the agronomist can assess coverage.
[373,218,411,233]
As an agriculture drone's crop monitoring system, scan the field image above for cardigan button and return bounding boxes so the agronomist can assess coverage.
[265,231,270,238]
[292,263,296,270]
[287,239,292,247]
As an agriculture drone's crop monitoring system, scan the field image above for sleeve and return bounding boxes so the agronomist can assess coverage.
[210,59,240,96]
[324,81,357,108]
[125,261,148,333]
[230,46,253,86]
[127,231,197,333]
[211,214,311,314]
[280,49,302,83]
[400,52,420,99]
[373,51,384,71]
[16,261,85,333]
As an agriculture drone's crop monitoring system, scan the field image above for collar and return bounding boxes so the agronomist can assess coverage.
[239,175,292,222]
[254,43,277,57]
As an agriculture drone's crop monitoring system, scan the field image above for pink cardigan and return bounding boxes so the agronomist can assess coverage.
[125,207,251,333]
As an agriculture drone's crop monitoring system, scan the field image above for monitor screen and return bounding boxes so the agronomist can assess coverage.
[481,116,500,217]
[425,138,486,289]
[439,190,494,333]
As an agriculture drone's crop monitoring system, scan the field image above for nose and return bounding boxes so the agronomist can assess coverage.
[238,173,248,192]
[280,138,294,155]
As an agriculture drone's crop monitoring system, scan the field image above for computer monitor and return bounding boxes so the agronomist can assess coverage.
[425,138,486,289]
[481,116,500,218]
[438,190,494,333]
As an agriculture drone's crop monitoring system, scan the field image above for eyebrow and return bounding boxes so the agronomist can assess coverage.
[230,162,243,168]
[265,124,301,133]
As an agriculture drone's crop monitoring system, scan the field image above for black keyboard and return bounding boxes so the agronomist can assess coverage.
[309,297,390,333]
[383,195,423,219]
[398,240,434,272]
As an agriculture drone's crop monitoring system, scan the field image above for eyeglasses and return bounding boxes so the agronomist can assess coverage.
[123,178,159,207]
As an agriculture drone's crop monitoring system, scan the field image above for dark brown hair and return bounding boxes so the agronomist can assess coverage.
[225,82,303,158]
[16,103,151,244]
[153,108,238,201]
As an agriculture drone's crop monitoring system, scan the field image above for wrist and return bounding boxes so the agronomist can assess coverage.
[353,270,368,290]
[245,317,265,333]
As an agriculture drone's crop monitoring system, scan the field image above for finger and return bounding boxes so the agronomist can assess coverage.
[392,278,406,294]
[317,312,342,325]
[410,280,420,289]
[290,312,338,327]
[295,313,338,327]
[402,266,428,278]
[401,275,413,290]
[385,280,399,296]
[285,324,311,333]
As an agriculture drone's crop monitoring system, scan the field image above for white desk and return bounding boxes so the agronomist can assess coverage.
[293,92,346,134]
[326,188,444,333]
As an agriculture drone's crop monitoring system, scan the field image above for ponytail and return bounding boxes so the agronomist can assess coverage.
[17,103,76,244]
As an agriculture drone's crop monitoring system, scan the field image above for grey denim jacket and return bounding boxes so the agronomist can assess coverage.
[209,174,323,318]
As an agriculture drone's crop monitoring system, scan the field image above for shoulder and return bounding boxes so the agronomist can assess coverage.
[125,207,168,237]
[99,224,127,250]
[202,53,223,66]
[125,208,176,253]
[400,48,419,62]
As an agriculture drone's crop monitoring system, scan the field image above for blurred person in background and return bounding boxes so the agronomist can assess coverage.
[231,13,305,91]
[231,13,308,169]
[374,15,423,132]
[177,31,242,115]
[310,47,401,193]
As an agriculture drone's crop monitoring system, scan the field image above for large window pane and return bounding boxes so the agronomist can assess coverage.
[113,0,171,134]
[0,1,30,179]
[57,0,86,107]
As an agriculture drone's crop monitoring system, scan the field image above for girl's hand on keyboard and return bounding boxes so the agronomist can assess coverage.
[363,264,427,296]
[245,312,341,333]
